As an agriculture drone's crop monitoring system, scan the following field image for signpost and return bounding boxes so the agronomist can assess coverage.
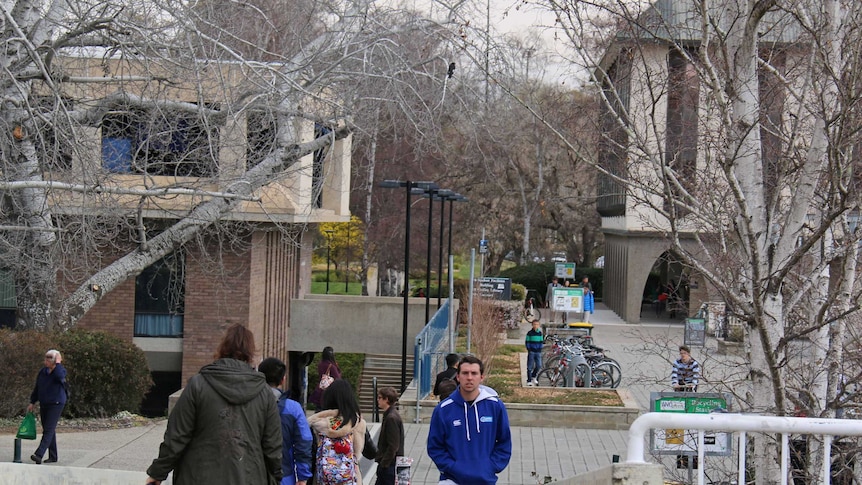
[684,318,706,347]
[551,287,584,313]
[649,392,732,456]
[476,277,511,301]
[554,262,575,279]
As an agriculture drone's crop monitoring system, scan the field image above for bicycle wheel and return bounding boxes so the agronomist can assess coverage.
[594,361,622,388]
[590,368,614,388]
[536,368,567,388]
[543,354,562,370]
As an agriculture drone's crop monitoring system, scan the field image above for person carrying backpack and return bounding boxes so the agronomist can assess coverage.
[308,379,367,485]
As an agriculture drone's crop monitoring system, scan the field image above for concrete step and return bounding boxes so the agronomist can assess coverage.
[358,354,413,417]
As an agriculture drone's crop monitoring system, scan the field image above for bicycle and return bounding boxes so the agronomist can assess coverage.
[523,297,542,322]
[536,342,615,388]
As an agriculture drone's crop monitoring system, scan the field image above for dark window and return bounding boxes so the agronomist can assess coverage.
[33,96,73,170]
[247,110,277,168]
[312,123,332,209]
[664,48,700,216]
[597,50,632,217]
[0,269,15,329]
[134,252,185,337]
[102,106,219,177]
[759,50,786,201]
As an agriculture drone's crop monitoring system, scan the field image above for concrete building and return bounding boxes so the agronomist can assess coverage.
[16,55,352,414]
[595,0,799,323]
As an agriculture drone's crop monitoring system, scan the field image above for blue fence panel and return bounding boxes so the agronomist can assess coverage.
[414,301,450,399]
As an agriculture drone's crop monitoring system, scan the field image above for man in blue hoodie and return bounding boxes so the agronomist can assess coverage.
[427,355,512,484]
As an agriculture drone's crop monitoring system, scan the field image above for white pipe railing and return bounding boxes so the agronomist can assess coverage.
[627,412,862,485]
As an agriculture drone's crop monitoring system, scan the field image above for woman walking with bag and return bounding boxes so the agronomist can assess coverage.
[309,346,341,412]
[308,379,366,485]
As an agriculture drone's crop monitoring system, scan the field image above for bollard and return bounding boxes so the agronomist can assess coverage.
[13,438,21,463]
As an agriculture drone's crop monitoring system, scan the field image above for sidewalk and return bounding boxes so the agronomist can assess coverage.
[0,302,714,484]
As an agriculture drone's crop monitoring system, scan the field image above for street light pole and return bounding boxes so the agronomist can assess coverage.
[324,229,334,294]
[345,224,350,293]
[435,191,452,309]
[380,179,436,393]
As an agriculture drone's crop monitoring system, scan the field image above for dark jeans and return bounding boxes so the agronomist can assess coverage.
[375,463,396,485]
[35,403,64,460]
[527,351,543,380]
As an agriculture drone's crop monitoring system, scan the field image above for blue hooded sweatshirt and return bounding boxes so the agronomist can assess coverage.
[427,385,512,484]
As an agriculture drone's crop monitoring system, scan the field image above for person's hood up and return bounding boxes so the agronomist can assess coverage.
[199,358,268,405]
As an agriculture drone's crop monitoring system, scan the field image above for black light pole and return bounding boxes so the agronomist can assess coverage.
[423,187,438,323]
[435,190,453,308]
[345,224,350,293]
[324,229,334,294]
[380,179,436,393]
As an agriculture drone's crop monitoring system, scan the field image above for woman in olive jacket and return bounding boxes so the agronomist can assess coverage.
[146,324,283,485]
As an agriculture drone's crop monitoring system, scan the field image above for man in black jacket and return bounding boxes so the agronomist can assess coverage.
[374,387,404,485]
[433,353,459,398]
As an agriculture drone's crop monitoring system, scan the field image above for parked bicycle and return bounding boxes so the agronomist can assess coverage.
[523,296,542,322]
[536,339,617,388]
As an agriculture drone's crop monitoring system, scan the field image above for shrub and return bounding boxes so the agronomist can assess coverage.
[56,329,153,418]
[0,329,152,418]
[0,329,59,418]
[511,283,526,302]
[499,263,604,303]
[306,352,364,406]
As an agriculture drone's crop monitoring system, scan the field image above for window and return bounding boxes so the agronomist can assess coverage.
[597,50,632,217]
[247,110,277,168]
[134,252,185,337]
[102,106,219,177]
[0,270,16,329]
[33,96,73,171]
[312,123,332,209]
[664,48,700,216]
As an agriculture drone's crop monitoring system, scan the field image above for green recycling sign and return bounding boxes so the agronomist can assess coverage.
[650,392,733,456]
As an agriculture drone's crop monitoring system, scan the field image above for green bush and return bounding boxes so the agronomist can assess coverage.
[0,329,152,418]
[306,352,364,407]
[499,263,604,304]
[511,283,526,302]
[56,330,153,418]
[0,329,59,418]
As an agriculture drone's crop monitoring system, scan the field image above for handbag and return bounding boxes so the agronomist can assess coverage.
[318,364,335,391]
[16,412,37,440]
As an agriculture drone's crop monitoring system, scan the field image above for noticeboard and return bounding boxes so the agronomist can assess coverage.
[555,262,575,279]
[649,392,733,456]
[476,277,511,300]
[684,318,706,347]
[551,287,584,313]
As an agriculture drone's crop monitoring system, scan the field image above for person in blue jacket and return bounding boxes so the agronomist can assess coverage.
[28,349,68,464]
[426,355,512,484]
[259,357,313,485]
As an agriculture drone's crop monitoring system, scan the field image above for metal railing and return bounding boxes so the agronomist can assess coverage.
[414,300,450,399]
[627,412,862,485]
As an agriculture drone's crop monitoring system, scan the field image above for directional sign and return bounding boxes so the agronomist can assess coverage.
[649,392,733,456]
[551,287,583,313]
[555,262,575,279]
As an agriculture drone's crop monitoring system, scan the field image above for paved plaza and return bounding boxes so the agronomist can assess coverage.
[0,303,736,484]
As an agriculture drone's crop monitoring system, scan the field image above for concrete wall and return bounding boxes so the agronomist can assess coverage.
[0,463,146,485]
[289,295,458,353]
[400,390,641,430]
[556,463,664,485]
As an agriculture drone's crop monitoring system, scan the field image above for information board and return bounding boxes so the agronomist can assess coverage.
[684,318,706,346]
[476,277,511,300]
[554,262,575,279]
[649,392,732,456]
[551,287,584,313]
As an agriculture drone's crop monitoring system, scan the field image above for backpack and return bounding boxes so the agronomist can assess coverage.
[316,431,356,485]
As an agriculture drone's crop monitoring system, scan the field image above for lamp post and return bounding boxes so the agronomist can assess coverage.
[324,229,334,294]
[438,192,466,308]
[416,186,442,324]
[434,190,454,308]
[379,179,436,393]
[345,224,350,293]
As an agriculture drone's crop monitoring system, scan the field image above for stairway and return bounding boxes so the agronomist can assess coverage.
[357,353,413,419]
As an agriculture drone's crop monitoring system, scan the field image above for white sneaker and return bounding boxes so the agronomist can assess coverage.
[531,378,539,386]
[526,380,535,387]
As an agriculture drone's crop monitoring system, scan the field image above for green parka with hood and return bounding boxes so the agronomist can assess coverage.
[147,358,283,484]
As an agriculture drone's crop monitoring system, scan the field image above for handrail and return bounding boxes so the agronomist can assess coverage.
[627,412,862,485]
